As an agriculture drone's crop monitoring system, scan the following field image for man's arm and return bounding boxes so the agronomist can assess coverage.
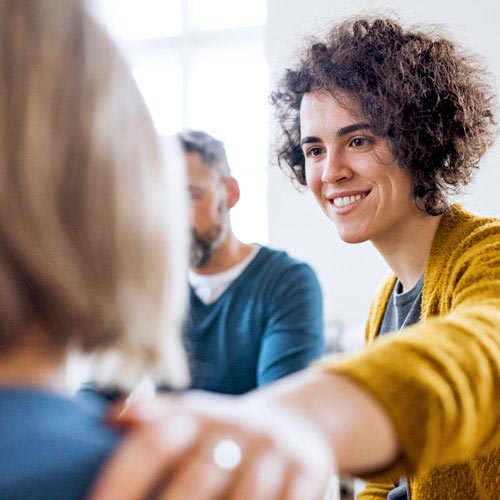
[257,262,324,385]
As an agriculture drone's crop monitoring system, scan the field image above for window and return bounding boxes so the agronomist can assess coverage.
[92,0,269,244]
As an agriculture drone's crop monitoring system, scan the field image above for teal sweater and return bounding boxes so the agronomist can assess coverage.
[185,246,324,394]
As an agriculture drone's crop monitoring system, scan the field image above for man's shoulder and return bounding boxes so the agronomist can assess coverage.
[252,246,319,283]
[256,245,311,268]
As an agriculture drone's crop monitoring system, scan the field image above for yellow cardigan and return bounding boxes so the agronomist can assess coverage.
[320,204,500,500]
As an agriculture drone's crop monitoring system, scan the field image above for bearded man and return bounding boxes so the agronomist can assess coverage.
[179,130,324,394]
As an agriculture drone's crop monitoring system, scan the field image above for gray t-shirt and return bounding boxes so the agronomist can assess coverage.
[380,275,424,335]
[379,274,424,500]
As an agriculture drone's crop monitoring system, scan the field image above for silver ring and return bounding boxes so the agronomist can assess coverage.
[212,438,242,471]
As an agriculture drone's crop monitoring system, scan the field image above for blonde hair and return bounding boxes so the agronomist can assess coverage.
[0,0,189,390]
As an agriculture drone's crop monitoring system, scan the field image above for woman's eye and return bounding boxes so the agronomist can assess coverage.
[350,137,370,148]
[305,147,323,157]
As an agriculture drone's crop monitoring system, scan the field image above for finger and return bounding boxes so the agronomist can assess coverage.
[159,439,237,500]
[227,451,287,500]
[112,396,179,425]
[286,466,330,500]
[87,415,199,500]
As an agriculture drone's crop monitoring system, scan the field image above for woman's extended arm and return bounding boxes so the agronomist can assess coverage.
[88,368,398,500]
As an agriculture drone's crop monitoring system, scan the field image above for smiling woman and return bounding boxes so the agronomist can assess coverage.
[267,15,500,500]
[300,90,420,253]
[272,18,495,215]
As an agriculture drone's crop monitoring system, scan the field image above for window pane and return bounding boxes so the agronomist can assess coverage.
[188,47,268,243]
[231,169,269,245]
[187,47,268,163]
[191,0,267,30]
[94,0,182,40]
[133,59,183,135]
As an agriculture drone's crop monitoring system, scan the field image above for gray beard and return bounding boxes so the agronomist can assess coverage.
[189,225,225,268]
[189,233,212,268]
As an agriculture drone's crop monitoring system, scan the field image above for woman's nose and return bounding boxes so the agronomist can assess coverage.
[321,152,351,184]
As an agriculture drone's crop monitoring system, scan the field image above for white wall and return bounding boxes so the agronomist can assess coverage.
[266,0,500,350]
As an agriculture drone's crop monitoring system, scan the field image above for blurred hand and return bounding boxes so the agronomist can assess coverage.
[87,391,334,500]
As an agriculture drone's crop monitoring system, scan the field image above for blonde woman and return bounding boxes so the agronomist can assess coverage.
[0,1,188,499]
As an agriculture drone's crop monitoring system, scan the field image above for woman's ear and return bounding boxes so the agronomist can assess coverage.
[224,177,240,209]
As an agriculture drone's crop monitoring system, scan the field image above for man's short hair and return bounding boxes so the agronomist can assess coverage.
[177,130,231,179]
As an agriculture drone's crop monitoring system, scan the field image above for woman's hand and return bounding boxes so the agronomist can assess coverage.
[87,390,334,500]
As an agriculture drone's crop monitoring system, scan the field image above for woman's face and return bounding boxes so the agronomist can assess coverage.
[300,90,420,248]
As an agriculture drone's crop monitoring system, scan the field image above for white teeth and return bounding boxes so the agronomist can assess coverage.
[333,194,363,207]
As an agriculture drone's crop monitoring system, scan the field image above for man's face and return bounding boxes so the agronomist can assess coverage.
[186,151,229,268]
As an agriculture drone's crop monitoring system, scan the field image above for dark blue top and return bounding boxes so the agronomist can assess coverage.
[0,387,121,500]
[184,246,324,394]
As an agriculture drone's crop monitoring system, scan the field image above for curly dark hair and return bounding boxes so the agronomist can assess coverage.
[270,16,498,215]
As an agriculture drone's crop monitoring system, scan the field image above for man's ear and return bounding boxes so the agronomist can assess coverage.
[225,177,240,209]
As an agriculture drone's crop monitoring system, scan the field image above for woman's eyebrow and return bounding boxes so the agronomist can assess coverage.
[337,123,371,137]
[300,136,321,146]
[300,123,371,146]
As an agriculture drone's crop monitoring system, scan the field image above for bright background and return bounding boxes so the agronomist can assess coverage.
[92,0,269,245]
